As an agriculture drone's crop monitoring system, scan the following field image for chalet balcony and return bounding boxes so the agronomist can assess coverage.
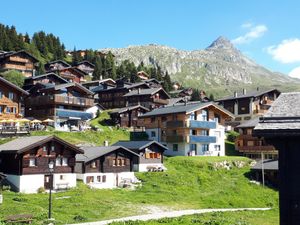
[25,95,94,108]
[152,98,169,105]
[189,135,216,143]
[237,145,277,152]
[188,120,217,129]
[165,135,186,142]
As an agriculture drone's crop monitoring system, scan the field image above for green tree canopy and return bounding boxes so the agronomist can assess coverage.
[2,70,25,87]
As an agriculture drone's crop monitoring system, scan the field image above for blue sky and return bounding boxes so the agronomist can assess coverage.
[1,0,300,76]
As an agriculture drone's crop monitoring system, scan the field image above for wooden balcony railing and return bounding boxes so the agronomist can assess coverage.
[25,95,94,107]
[152,98,169,105]
[237,145,276,152]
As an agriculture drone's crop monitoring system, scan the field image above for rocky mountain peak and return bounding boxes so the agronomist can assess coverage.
[206,36,235,50]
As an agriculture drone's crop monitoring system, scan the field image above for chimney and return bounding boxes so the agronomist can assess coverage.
[103,140,109,146]
[234,91,238,98]
[243,89,246,95]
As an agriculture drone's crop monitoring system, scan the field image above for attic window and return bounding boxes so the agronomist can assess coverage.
[51,145,55,151]
[91,161,96,168]
[43,146,47,152]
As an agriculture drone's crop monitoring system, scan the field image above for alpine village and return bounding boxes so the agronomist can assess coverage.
[0,22,298,225]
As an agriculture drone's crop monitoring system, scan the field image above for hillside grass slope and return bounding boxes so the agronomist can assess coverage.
[0,157,278,224]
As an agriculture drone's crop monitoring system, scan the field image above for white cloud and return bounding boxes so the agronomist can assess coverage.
[289,67,300,79]
[267,39,300,64]
[232,24,268,45]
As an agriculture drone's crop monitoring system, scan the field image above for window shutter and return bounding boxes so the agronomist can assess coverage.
[145,153,150,159]
[23,158,30,168]
[68,157,75,166]
[102,175,106,182]
[157,153,161,159]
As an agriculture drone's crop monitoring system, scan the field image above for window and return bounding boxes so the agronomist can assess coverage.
[6,107,11,113]
[51,145,55,151]
[173,144,178,151]
[117,159,122,166]
[8,92,14,100]
[12,107,16,114]
[201,110,208,121]
[113,159,117,166]
[201,130,208,136]
[60,175,65,180]
[190,144,196,151]
[86,176,94,183]
[0,91,2,99]
[91,161,96,168]
[151,131,156,137]
[190,112,195,120]
[97,176,101,182]
[29,158,36,167]
[0,106,2,114]
[214,145,221,151]
[102,175,106,182]
[43,146,47,152]
[201,144,209,152]
[149,152,161,159]
[56,157,62,166]
[62,157,68,166]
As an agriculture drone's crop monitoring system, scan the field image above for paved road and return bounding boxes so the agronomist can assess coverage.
[68,207,271,225]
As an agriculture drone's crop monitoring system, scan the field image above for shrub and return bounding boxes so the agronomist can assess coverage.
[226,131,240,142]
[12,196,28,202]
[37,187,45,193]
[73,215,87,222]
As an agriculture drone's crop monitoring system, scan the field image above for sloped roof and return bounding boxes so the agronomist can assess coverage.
[76,60,95,68]
[236,117,260,128]
[45,60,71,68]
[140,101,234,118]
[40,82,94,95]
[77,146,139,163]
[124,87,170,98]
[167,97,185,106]
[25,72,69,83]
[0,50,39,63]
[0,77,29,95]
[216,89,280,101]
[251,159,278,171]
[113,140,168,151]
[0,135,83,154]
[254,92,300,134]
[109,105,149,114]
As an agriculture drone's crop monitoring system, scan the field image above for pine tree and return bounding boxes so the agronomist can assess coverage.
[92,56,103,80]
[163,71,172,92]
[209,93,215,101]
[191,89,201,101]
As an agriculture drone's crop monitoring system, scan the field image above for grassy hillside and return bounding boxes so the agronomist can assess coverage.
[0,156,278,224]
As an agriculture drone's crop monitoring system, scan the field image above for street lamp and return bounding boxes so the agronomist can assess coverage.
[48,161,55,220]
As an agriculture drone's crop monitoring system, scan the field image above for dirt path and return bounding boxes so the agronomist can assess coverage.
[68,207,271,225]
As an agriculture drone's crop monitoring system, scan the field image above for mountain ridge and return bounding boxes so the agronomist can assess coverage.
[100,37,300,98]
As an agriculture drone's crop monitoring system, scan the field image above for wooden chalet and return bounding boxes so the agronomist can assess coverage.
[124,87,170,109]
[76,146,139,189]
[81,78,116,91]
[0,135,84,193]
[114,140,167,172]
[58,67,87,83]
[139,102,234,156]
[216,88,280,127]
[94,80,150,109]
[23,72,69,92]
[44,60,71,72]
[109,105,149,128]
[137,71,150,80]
[75,61,95,76]
[0,50,39,77]
[0,77,29,120]
[251,159,278,187]
[235,117,277,159]
[170,88,193,100]
[24,83,94,130]
[254,92,300,225]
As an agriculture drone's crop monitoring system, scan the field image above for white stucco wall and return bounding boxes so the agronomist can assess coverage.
[165,143,189,156]
[77,172,137,189]
[145,128,161,142]
[6,173,77,193]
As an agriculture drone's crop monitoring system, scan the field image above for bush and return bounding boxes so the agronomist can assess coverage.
[226,131,240,142]
[37,187,45,193]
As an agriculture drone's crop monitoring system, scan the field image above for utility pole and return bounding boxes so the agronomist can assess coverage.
[261,152,265,187]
